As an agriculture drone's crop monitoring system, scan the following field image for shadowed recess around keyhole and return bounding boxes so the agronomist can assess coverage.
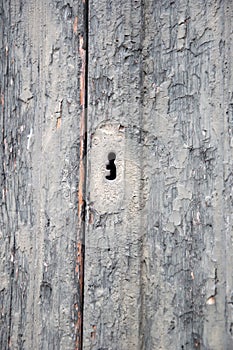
[106,152,116,180]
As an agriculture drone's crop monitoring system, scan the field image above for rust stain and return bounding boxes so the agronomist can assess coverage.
[75,241,85,348]
[75,310,83,348]
[76,241,83,274]
[73,16,78,34]
[75,34,86,350]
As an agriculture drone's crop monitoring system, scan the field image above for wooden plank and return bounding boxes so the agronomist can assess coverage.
[0,1,86,349]
[84,1,233,349]
[140,2,233,349]
[83,1,145,349]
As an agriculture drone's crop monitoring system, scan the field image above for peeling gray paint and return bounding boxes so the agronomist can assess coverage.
[0,1,84,349]
[83,1,233,350]
[1,1,233,350]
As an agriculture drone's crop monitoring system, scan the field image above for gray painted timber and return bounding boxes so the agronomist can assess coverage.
[1,1,233,350]
[84,1,233,350]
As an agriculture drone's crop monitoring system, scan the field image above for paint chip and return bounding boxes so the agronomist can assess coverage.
[56,117,61,129]
[73,16,78,34]
[0,94,4,106]
[206,296,215,305]
[91,325,96,340]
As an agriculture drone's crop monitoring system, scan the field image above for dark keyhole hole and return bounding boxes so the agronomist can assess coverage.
[106,152,116,180]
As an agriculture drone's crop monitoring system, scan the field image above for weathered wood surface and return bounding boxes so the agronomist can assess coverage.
[84,1,233,350]
[1,1,233,350]
[0,1,86,349]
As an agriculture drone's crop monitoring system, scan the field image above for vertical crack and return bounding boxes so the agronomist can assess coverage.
[8,236,16,349]
[138,1,146,349]
[75,0,88,349]
[1,0,16,347]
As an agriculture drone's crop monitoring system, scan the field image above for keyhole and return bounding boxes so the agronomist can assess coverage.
[106,152,116,180]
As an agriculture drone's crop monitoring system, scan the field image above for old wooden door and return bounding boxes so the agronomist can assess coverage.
[1,1,233,349]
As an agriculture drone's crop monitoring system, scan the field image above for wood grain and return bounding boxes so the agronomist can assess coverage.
[0,1,85,349]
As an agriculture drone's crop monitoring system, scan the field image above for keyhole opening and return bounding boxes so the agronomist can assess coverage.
[106,152,116,180]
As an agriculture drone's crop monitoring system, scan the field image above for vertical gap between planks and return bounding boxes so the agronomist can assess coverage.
[75,0,89,349]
